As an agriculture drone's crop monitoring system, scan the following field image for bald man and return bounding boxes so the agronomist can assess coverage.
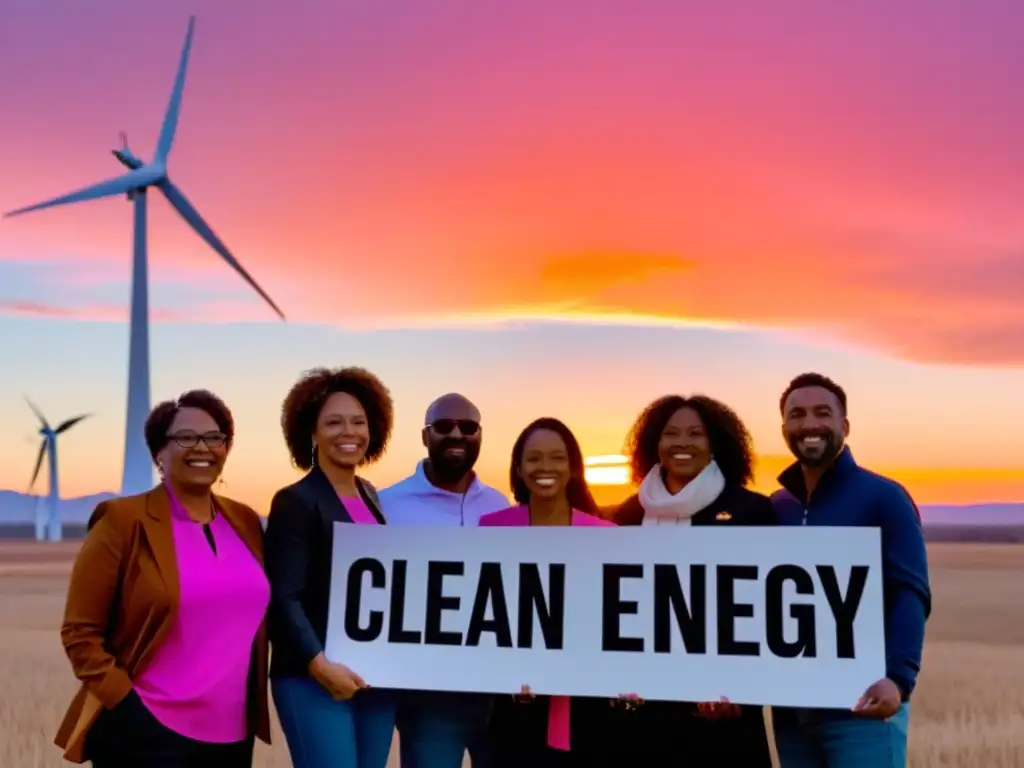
[378,393,508,768]
[381,393,508,525]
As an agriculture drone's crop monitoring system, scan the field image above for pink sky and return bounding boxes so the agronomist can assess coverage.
[1,0,1023,508]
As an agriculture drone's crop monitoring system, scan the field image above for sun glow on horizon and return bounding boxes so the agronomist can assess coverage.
[584,454,630,486]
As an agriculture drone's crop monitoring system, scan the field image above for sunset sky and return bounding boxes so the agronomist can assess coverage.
[2,0,1023,510]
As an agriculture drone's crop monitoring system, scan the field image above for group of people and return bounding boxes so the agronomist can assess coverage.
[54,367,931,768]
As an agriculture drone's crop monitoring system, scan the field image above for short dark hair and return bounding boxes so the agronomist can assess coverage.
[509,417,600,516]
[780,372,847,415]
[281,367,394,470]
[144,389,235,463]
[624,394,755,487]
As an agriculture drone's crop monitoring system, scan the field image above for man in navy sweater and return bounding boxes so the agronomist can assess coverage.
[770,372,931,767]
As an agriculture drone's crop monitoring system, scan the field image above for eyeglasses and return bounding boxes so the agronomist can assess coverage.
[429,419,480,437]
[167,431,228,449]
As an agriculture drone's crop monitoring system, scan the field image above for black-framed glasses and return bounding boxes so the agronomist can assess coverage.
[167,431,228,449]
[429,419,480,437]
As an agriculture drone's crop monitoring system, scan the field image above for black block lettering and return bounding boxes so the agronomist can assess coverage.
[717,565,759,656]
[518,564,565,650]
[344,557,386,642]
[602,564,644,652]
[387,559,422,644]
[817,565,868,659]
[653,564,707,654]
[424,561,464,646]
[466,562,513,648]
[765,564,816,658]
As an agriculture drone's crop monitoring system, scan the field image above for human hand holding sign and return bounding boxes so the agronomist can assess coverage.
[695,696,741,719]
[309,653,367,700]
[852,678,901,719]
[513,684,536,703]
[609,692,644,710]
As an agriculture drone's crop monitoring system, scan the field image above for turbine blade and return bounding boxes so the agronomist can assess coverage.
[29,441,46,491]
[23,396,49,430]
[56,414,91,434]
[4,168,160,218]
[158,180,286,320]
[153,15,196,164]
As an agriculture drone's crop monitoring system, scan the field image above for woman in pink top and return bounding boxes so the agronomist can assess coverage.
[479,417,623,768]
[59,390,270,767]
[264,367,397,768]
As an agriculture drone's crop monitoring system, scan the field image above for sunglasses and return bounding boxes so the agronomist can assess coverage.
[429,419,480,437]
[167,431,228,449]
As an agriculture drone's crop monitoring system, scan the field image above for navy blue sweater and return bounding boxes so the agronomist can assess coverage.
[771,448,931,700]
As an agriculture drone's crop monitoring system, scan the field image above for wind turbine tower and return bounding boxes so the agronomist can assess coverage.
[5,16,285,496]
[26,399,90,542]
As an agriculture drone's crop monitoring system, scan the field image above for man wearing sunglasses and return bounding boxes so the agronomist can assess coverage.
[379,392,508,768]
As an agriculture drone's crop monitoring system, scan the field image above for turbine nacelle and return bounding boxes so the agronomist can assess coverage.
[112,136,145,171]
[24,397,91,495]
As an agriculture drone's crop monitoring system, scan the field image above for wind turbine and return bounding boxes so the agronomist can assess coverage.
[26,398,90,542]
[4,16,285,497]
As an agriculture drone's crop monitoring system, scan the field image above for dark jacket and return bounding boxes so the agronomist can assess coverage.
[264,465,385,679]
[771,447,931,701]
[609,482,775,768]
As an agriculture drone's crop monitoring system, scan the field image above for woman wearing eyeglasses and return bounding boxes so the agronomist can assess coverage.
[56,389,270,767]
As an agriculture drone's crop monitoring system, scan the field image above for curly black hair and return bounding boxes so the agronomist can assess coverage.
[509,417,600,516]
[281,367,394,470]
[623,394,755,487]
[144,389,235,463]
[780,372,847,415]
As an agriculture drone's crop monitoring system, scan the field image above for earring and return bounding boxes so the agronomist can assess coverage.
[311,439,318,467]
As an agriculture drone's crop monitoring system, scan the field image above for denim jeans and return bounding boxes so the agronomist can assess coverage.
[773,703,910,768]
[271,676,398,768]
[395,691,494,768]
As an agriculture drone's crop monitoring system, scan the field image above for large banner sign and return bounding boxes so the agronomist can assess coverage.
[325,525,885,709]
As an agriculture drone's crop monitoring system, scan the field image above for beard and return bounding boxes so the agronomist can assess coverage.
[427,439,481,482]
[786,429,843,468]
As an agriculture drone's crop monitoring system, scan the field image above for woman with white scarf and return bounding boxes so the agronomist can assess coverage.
[611,394,775,768]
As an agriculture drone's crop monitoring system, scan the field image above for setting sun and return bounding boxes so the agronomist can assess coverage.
[584,454,631,486]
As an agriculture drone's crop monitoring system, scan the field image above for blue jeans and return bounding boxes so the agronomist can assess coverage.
[773,703,910,767]
[395,691,494,768]
[272,676,398,768]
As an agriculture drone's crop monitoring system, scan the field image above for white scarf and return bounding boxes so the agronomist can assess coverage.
[638,460,726,525]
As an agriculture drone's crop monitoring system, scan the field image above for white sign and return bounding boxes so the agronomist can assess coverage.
[325,525,885,709]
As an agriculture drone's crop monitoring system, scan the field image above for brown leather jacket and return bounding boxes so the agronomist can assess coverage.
[55,486,271,763]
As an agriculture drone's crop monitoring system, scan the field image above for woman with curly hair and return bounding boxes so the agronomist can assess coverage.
[611,394,775,767]
[479,417,623,768]
[265,367,396,768]
[57,390,270,766]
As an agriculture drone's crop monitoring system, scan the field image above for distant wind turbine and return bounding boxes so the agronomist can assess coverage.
[5,16,285,497]
[26,398,90,542]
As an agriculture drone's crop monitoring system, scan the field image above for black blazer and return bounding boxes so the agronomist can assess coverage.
[264,465,385,679]
[610,483,776,768]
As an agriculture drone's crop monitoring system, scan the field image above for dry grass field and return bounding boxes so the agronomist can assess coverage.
[1,542,1021,767]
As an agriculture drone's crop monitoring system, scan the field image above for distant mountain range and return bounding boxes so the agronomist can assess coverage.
[0,490,1022,527]
[0,490,117,526]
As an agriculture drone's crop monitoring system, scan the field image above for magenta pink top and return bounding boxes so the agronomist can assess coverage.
[342,495,380,524]
[133,488,270,743]
[479,505,615,751]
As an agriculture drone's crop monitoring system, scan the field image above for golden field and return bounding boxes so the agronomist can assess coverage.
[0,542,1021,767]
